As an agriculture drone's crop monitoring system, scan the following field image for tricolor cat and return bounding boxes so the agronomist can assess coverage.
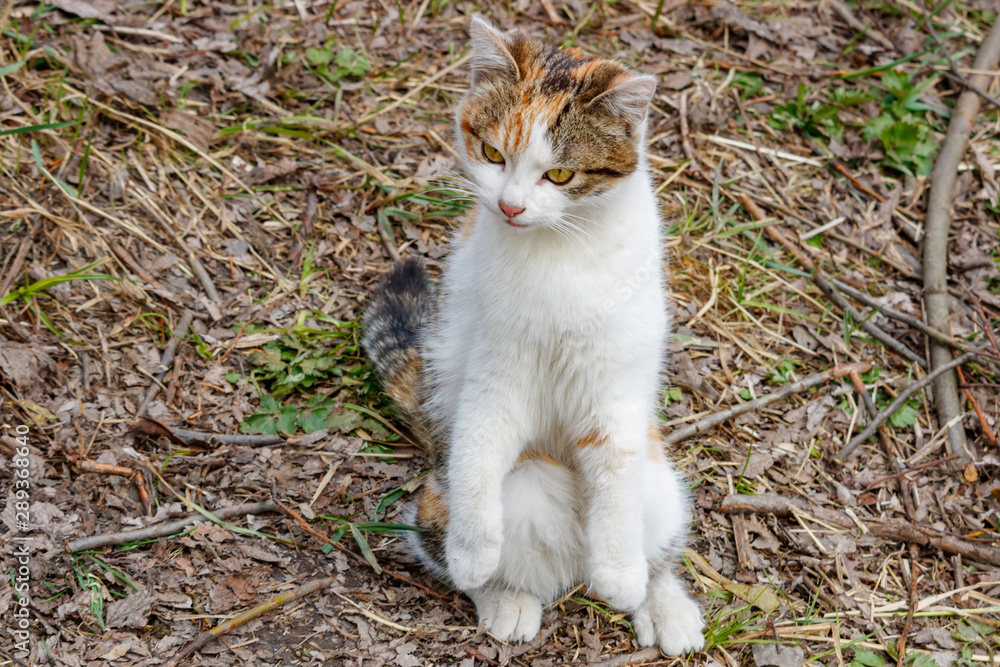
[363,17,704,655]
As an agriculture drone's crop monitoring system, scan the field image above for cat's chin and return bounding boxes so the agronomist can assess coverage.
[504,218,530,229]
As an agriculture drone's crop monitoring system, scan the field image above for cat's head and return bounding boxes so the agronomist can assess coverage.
[455,17,656,233]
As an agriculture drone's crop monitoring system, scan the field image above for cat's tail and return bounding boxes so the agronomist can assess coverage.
[362,257,436,445]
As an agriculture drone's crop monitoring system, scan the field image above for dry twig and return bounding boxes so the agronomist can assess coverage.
[664,360,873,446]
[164,576,336,666]
[922,17,1000,463]
[66,500,279,553]
[719,493,1000,566]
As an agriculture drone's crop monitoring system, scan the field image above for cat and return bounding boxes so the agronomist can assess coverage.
[362,17,705,655]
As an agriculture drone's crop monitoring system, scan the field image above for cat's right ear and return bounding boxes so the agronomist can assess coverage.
[468,17,519,84]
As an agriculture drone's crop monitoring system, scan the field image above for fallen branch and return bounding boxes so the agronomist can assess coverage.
[739,194,927,368]
[163,575,336,667]
[922,16,1000,463]
[132,417,284,447]
[836,352,975,462]
[66,500,279,553]
[664,360,873,446]
[862,454,961,491]
[719,493,1000,566]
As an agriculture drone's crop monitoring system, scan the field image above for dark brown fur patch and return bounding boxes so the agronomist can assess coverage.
[458,31,644,200]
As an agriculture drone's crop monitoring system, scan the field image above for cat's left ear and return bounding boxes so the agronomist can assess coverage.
[592,73,657,128]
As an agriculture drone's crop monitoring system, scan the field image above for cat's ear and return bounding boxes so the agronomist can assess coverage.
[468,16,519,83]
[591,73,657,128]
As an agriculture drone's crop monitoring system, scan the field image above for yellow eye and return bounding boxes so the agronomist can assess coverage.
[545,168,574,185]
[482,143,505,164]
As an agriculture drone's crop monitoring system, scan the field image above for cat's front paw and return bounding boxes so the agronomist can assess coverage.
[472,588,542,643]
[589,557,648,611]
[633,578,705,655]
[446,527,503,590]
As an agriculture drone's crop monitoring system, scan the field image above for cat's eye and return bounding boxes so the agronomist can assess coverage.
[482,143,505,164]
[545,168,574,185]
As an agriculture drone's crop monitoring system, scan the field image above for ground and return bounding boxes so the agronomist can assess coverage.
[1,0,999,666]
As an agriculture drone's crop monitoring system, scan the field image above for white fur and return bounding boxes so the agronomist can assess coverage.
[418,37,703,654]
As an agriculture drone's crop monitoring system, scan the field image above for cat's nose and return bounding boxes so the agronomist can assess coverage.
[499,201,525,218]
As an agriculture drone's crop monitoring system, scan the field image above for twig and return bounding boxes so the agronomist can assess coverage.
[132,417,284,447]
[836,352,975,462]
[862,454,961,492]
[719,493,1000,566]
[171,428,283,447]
[591,647,663,667]
[136,310,192,418]
[922,16,1000,463]
[896,543,920,667]
[66,500,279,553]
[163,576,336,666]
[739,194,927,368]
[664,360,873,446]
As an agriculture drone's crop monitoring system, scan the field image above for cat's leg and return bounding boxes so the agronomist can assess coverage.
[445,388,529,590]
[469,452,583,642]
[632,435,704,654]
[576,415,649,612]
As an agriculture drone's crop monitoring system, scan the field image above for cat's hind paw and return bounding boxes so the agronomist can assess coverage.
[471,587,542,643]
[632,575,704,655]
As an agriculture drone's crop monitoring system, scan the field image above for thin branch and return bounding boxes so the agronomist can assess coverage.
[164,576,337,667]
[66,500,279,553]
[922,16,1000,463]
[835,352,976,462]
[664,360,873,446]
[719,493,1000,566]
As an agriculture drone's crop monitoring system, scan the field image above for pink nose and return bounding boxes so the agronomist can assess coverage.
[499,202,525,218]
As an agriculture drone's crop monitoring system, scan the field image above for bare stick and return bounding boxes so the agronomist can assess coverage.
[592,647,663,667]
[163,575,336,666]
[739,194,927,368]
[171,428,283,447]
[66,500,279,553]
[862,454,961,491]
[922,16,1000,462]
[664,360,873,446]
[719,493,1000,566]
[896,543,920,667]
[136,310,192,418]
[836,352,975,462]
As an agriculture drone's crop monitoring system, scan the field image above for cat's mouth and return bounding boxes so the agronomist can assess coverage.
[505,218,528,228]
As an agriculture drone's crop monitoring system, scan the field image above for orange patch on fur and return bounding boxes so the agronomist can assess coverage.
[517,449,564,467]
[576,430,608,449]
[387,354,422,417]
[417,477,449,529]
[646,423,665,462]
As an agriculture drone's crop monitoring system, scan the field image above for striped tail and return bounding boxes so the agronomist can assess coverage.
[362,258,435,445]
